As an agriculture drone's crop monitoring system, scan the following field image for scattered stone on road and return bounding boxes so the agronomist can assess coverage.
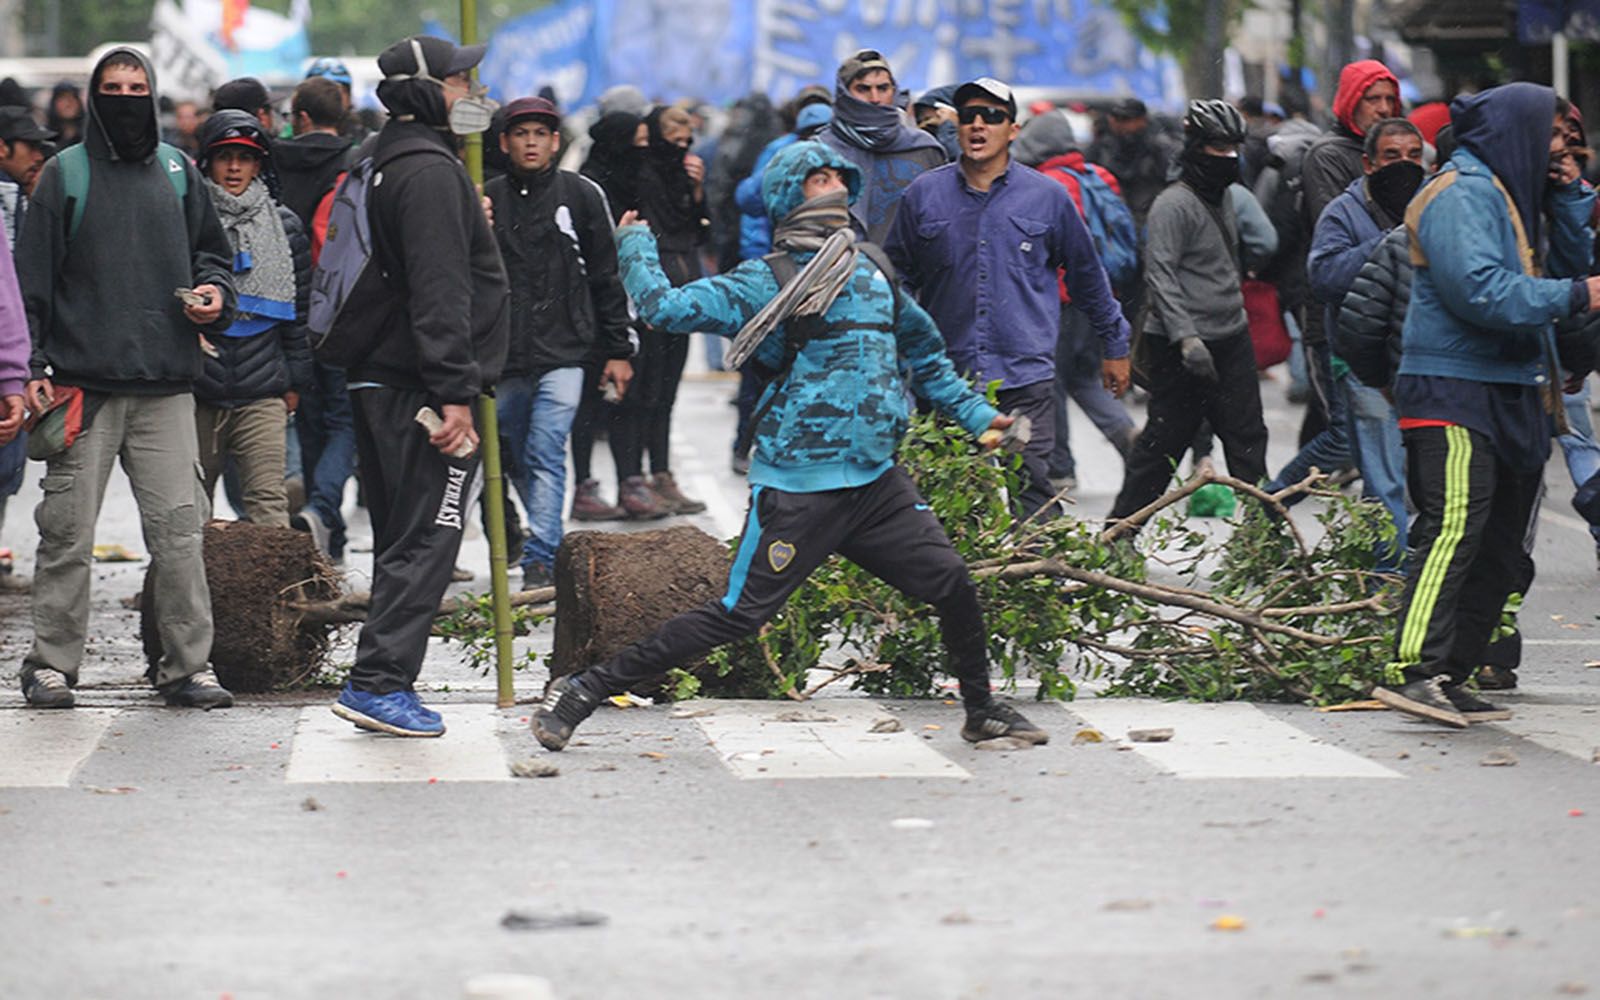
[510,759,561,778]
[1128,728,1175,743]
[868,718,903,733]
[774,709,836,723]
[1072,728,1105,744]
[1479,748,1519,767]
[500,909,607,931]
[300,796,323,811]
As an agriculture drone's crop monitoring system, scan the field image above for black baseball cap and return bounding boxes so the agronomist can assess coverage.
[1108,97,1148,120]
[378,36,487,81]
[0,106,56,143]
[953,77,1017,118]
[213,77,273,114]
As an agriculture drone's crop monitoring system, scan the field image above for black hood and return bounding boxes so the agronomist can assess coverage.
[1452,82,1557,251]
[85,46,159,162]
[275,131,350,171]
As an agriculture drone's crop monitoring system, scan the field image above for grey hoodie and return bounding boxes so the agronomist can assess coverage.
[16,47,236,395]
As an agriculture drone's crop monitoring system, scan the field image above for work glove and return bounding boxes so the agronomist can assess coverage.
[1178,336,1218,382]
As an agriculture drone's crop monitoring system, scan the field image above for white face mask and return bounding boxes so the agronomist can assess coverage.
[387,38,500,135]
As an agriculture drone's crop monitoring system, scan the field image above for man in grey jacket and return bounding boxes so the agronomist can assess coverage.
[1109,100,1268,524]
[17,48,237,709]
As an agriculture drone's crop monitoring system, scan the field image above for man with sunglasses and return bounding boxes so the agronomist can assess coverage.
[818,48,946,243]
[887,78,1130,521]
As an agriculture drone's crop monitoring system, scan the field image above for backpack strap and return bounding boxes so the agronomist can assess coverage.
[62,142,189,242]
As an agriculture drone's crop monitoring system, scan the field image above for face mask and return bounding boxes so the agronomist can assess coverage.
[95,92,156,162]
[447,93,498,136]
[1180,151,1238,202]
[1367,160,1424,220]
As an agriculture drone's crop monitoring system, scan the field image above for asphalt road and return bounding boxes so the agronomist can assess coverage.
[1,360,1597,1000]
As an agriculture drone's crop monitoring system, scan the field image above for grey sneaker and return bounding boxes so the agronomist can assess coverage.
[1374,677,1467,728]
[159,669,234,709]
[290,507,332,556]
[531,674,602,751]
[22,668,75,709]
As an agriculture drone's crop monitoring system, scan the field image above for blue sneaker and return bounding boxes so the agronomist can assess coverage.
[331,684,446,737]
[401,690,442,723]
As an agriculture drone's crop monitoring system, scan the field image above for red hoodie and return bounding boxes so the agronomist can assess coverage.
[1036,151,1124,304]
[1332,60,1400,137]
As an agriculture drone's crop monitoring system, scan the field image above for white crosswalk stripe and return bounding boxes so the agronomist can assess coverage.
[1063,700,1404,779]
[284,704,513,784]
[1493,703,1600,764]
[0,708,117,787]
[693,700,972,780]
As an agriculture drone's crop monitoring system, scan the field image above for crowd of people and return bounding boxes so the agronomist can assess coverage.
[1,35,1598,745]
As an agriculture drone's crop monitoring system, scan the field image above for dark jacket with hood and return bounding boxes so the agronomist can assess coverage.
[17,47,237,396]
[347,75,508,404]
[484,162,632,377]
[819,87,947,244]
[275,130,355,229]
[1336,224,1411,388]
[1398,83,1593,457]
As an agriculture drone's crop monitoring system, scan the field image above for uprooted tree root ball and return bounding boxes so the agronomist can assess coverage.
[551,525,779,700]
[140,520,344,693]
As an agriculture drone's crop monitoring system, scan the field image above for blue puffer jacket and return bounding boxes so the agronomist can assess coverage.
[618,140,997,494]
[1400,87,1594,386]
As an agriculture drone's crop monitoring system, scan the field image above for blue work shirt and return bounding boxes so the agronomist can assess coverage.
[885,157,1130,390]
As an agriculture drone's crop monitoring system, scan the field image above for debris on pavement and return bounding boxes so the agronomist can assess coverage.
[510,759,561,779]
[1102,899,1154,912]
[1479,748,1519,767]
[82,785,138,795]
[638,751,667,760]
[1127,728,1174,743]
[868,718,903,734]
[774,709,836,723]
[92,543,140,562]
[890,817,935,830]
[500,909,608,932]
[300,796,323,811]
[1210,914,1247,931]
[1073,728,1104,744]
[668,704,717,719]
[462,973,557,1000]
[1314,700,1387,712]
[939,910,973,925]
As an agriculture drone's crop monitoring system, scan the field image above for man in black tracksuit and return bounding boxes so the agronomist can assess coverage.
[328,36,509,738]
[485,96,634,588]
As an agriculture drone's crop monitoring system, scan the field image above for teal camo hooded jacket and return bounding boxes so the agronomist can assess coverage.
[616,140,997,494]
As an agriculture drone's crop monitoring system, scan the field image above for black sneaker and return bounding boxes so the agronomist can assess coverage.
[1474,665,1518,690]
[521,562,553,591]
[159,669,235,709]
[532,674,602,751]
[961,700,1049,745]
[1373,677,1467,728]
[1443,684,1513,723]
[22,667,75,709]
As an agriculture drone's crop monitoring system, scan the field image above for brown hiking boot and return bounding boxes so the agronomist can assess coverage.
[651,471,706,515]
[619,475,670,519]
[571,479,625,522]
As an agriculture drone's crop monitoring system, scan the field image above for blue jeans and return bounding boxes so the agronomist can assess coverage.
[296,361,357,556]
[1268,340,1349,499]
[1049,305,1136,479]
[1345,375,1408,573]
[1558,380,1600,543]
[498,368,584,571]
[0,433,25,532]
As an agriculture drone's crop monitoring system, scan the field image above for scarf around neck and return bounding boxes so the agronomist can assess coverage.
[207,178,295,335]
[726,190,858,369]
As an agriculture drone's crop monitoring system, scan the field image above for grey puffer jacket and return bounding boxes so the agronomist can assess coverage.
[1334,225,1409,389]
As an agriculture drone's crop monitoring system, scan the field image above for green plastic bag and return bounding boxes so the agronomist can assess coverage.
[1187,482,1237,518]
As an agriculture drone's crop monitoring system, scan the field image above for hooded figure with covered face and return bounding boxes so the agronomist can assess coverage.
[14,46,238,711]
[532,140,1048,755]
[1372,82,1600,728]
[325,35,509,739]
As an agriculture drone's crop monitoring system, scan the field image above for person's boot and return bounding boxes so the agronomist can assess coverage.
[1442,683,1513,723]
[21,667,75,708]
[571,479,625,522]
[618,476,670,520]
[651,471,706,515]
